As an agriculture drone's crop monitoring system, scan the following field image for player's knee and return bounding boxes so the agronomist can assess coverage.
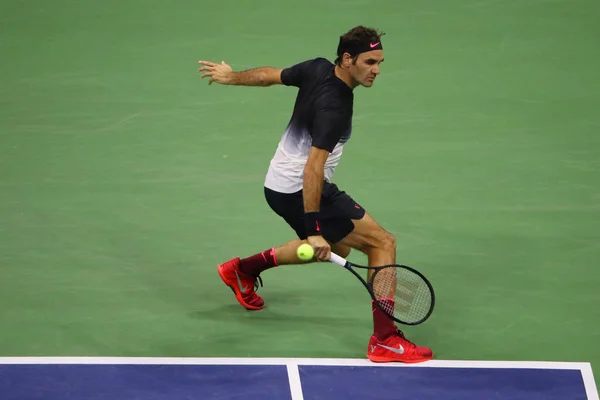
[380,231,396,254]
[363,214,395,252]
[366,230,396,256]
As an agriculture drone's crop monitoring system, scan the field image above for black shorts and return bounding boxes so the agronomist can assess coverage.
[264,182,366,243]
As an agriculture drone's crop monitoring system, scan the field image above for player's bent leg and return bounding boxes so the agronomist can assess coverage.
[273,239,316,264]
[338,212,433,363]
[338,211,397,277]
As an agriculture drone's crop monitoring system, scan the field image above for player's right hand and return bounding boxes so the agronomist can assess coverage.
[198,60,233,85]
[307,235,331,261]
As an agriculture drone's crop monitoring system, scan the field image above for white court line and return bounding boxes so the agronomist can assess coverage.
[0,357,592,370]
[286,363,304,400]
[582,363,600,400]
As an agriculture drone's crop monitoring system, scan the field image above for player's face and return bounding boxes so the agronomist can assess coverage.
[351,50,384,87]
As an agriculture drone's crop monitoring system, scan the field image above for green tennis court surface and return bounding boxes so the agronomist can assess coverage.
[1,0,598,396]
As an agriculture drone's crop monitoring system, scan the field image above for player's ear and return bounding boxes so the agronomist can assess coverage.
[343,53,352,68]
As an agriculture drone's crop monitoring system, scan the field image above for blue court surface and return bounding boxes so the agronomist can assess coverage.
[0,357,597,399]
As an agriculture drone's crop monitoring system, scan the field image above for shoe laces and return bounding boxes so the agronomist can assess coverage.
[394,329,416,348]
[254,275,263,291]
[238,268,263,291]
[244,276,263,305]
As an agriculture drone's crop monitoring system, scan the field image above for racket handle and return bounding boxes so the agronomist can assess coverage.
[329,252,347,266]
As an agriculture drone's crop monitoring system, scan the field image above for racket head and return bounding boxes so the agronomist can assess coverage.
[369,264,435,326]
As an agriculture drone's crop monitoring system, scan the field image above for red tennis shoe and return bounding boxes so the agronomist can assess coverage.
[217,257,264,310]
[367,329,433,363]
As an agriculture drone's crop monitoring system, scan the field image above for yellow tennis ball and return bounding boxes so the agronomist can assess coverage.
[297,243,314,261]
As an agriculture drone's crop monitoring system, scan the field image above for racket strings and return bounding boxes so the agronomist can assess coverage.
[372,266,433,324]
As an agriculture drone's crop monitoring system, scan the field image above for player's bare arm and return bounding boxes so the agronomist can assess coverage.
[303,146,328,214]
[303,146,331,261]
[198,60,283,86]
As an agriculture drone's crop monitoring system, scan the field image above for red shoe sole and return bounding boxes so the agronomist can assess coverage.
[367,353,434,364]
[217,264,264,311]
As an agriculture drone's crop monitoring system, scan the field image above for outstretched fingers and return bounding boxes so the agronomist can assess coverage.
[198,60,231,85]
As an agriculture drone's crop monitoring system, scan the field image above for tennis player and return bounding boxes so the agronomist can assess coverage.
[199,26,433,363]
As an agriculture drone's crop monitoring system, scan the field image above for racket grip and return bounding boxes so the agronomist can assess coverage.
[329,252,347,266]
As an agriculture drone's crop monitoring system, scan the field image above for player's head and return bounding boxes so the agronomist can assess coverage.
[335,26,385,88]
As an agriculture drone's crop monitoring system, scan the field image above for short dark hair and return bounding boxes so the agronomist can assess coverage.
[335,26,385,66]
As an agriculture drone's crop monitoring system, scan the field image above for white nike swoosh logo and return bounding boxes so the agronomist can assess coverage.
[377,343,405,354]
[234,270,248,292]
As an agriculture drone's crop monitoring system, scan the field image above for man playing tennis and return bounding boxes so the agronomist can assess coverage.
[198,26,433,363]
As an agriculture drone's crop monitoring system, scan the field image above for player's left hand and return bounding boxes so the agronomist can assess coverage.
[198,60,233,85]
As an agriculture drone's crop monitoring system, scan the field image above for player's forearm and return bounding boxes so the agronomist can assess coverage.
[228,67,279,86]
[303,166,324,213]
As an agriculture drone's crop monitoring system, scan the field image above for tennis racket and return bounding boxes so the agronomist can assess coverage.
[329,253,435,326]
